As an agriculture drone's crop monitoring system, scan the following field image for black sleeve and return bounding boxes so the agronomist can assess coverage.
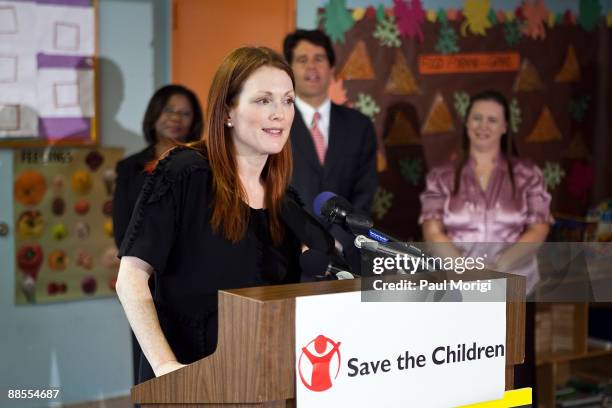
[112,159,131,249]
[350,116,379,215]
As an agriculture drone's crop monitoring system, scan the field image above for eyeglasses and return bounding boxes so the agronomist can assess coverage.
[162,107,193,118]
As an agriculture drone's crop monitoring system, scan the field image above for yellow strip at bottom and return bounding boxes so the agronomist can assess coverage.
[457,388,532,407]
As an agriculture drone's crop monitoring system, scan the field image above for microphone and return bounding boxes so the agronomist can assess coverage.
[300,249,355,280]
[354,235,438,273]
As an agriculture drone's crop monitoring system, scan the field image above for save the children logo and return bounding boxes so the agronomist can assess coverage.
[298,334,342,392]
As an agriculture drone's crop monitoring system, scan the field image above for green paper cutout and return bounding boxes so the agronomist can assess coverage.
[487,8,497,26]
[510,98,522,133]
[354,93,381,121]
[399,158,424,186]
[569,95,591,122]
[578,0,602,31]
[323,0,355,44]
[437,8,448,24]
[435,25,459,54]
[372,187,394,220]
[454,91,470,119]
[543,161,566,190]
[376,4,386,23]
[504,20,521,46]
[373,14,402,47]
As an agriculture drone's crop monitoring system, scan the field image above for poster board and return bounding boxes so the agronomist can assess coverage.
[0,0,97,147]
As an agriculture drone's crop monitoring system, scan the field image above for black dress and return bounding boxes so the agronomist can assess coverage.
[118,147,330,383]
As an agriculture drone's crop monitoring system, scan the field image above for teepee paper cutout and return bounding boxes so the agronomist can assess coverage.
[514,58,544,92]
[338,40,376,80]
[384,50,419,95]
[422,93,455,134]
[555,45,580,82]
[385,111,421,145]
[565,133,590,159]
[525,106,562,142]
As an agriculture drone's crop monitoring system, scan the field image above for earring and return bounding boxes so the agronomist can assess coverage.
[226,121,233,127]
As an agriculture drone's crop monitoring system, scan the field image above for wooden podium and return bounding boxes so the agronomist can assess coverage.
[132,270,526,407]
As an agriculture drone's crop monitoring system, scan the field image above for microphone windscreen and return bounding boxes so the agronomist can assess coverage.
[320,195,352,223]
[299,249,331,277]
[313,191,337,218]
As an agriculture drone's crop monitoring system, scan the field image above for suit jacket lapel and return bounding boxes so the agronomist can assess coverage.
[293,107,324,173]
[324,104,344,176]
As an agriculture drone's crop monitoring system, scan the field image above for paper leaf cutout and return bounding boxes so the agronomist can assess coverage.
[563,10,576,25]
[487,8,497,26]
[568,95,591,122]
[522,0,548,40]
[555,45,580,82]
[352,7,366,22]
[322,0,355,44]
[607,11,612,27]
[447,9,460,21]
[567,161,595,200]
[373,15,402,47]
[504,20,521,46]
[376,4,386,22]
[377,150,388,172]
[578,0,602,31]
[513,58,544,92]
[461,0,492,36]
[496,10,506,23]
[384,50,419,95]
[505,10,516,21]
[565,133,591,160]
[437,8,448,23]
[328,75,348,105]
[543,161,565,190]
[354,93,380,121]
[372,187,394,220]
[547,12,556,28]
[385,111,421,146]
[338,40,375,80]
[510,98,522,134]
[453,91,470,119]
[435,24,460,54]
[422,93,455,134]
[399,157,424,186]
[393,0,426,42]
[525,106,562,142]
[426,9,437,23]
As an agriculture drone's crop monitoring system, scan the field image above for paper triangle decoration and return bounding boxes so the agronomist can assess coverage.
[555,45,580,82]
[377,150,388,172]
[422,93,455,134]
[385,111,421,145]
[384,50,419,95]
[564,133,590,159]
[338,40,376,80]
[328,75,348,105]
[513,58,544,92]
[525,106,562,142]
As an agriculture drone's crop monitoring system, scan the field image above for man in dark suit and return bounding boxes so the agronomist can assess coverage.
[283,29,378,273]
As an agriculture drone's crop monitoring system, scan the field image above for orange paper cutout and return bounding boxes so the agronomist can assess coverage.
[338,40,376,80]
[384,50,419,95]
[513,58,544,92]
[565,133,590,159]
[525,106,562,142]
[385,111,421,146]
[328,75,348,105]
[419,53,520,74]
[377,150,388,172]
[555,45,580,82]
[422,93,455,134]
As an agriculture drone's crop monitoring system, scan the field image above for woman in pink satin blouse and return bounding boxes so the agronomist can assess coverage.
[419,90,553,294]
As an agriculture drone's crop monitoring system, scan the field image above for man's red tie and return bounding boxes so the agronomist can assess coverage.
[310,111,326,165]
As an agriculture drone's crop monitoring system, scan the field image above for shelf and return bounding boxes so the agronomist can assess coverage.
[537,347,612,366]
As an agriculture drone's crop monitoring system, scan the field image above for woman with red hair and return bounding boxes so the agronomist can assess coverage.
[115,46,333,383]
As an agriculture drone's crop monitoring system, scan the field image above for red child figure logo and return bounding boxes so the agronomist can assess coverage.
[298,334,342,392]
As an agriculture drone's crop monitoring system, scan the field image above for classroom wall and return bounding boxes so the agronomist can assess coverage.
[0,1,170,406]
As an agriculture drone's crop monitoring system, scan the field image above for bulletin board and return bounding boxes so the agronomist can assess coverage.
[0,0,98,147]
[14,147,122,305]
[319,0,612,240]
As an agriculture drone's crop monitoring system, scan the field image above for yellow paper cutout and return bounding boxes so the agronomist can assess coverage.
[386,111,421,146]
[525,106,562,142]
[422,93,455,134]
[607,11,612,27]
[565,133,590,159]
[377,150,388,172]
[352,8,366,21]
[338,40,376,80]
[426,9,437,22]
[547,12,556,28]
[384,50,420,95]
[504,10,515,21]
[513,59,544,92]
[555,45,580,82]
[328,75,348,105]
[461,0,492,36]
